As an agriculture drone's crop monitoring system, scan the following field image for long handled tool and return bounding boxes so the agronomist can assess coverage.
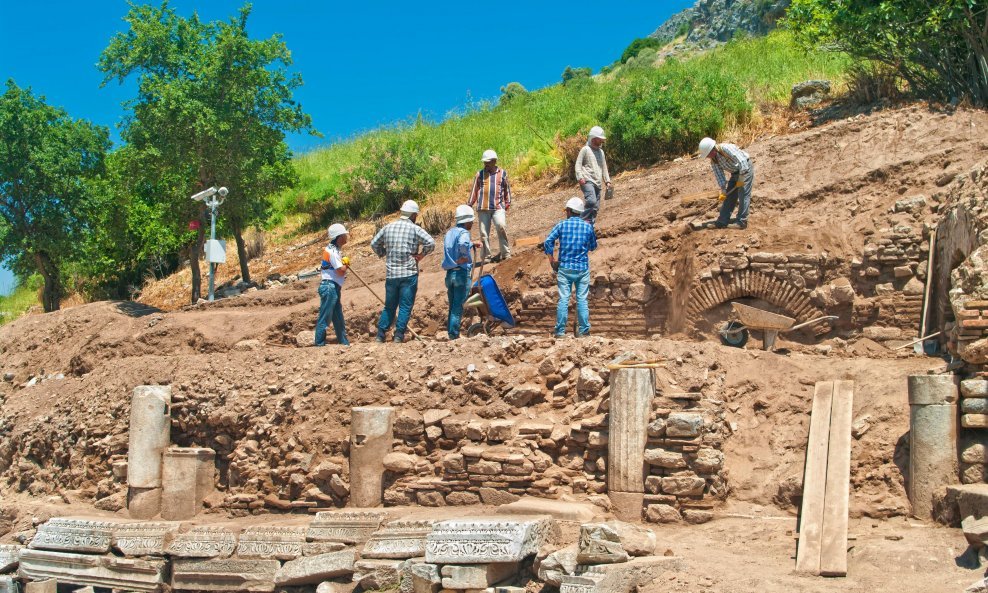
[346,265,424,342]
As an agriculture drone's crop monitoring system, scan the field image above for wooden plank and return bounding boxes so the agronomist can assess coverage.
[820,380,854,577]
[795,381,835,575]
[679,189,721,204]
[513,235,544,248]
[919,229,937,337]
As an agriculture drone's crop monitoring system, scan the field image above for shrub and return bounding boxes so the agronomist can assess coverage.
[845,61,903,105]
[499,82,528,104]
[561,66,592,85]
[603,62,751,164]
[420,208,454,236]
[621,37,663,63]
[244,227,265,261]
[343,134,447,218]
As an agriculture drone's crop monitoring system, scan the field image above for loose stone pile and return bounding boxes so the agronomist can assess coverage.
[0,511,680,593]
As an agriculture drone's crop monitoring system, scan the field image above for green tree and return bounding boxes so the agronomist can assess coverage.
[561,66,592,85]
[99,2,315,301]
[620,37,663,63]
[787,0,988,105]
[0,80,110,312]
[499,82,528,104]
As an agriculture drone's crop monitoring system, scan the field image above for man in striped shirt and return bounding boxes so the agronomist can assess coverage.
[699,137,754,230]
[467,149,512,263]
[370,200,436,343]
[544,197,598,338]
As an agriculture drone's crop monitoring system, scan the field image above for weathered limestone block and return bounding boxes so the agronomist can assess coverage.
[963,414,988,429]
[393,409,425,438]
[0,575,15,593]
[18,549,165,593]
[496,498,598,523]
[693,448,725,474]
[362,521,435,559]
[665,413,703,438]
[236,526,306,560]
[962,516,988,547]
[350,407,395,508]
[30,519,114,554]
[442,417,469,440]
[167,527,237,559]
[489,420,517,442]
[383,452,419,474]
[111,522,181,557]
[23,580,55,593]
[306,511,388,544]
[406,562,441,593]
[682,510,714,524]
[962,444,988,465]
[577,368,605,400]
[607,368,652,521]
[644,504,681,524]
[643,448,685,469]
[660,476,705,497]
[557,556,683,593]
[302,542,347,556]
[425,516,557,564]
[442,453,466,473]
[598,521,655,557]
[446,491,481,506]
[161,447,216,521]
[352,559,405,590]
[274,549,356,586]
[128,385,171,490]
[536,544,579,586]
[171,558,279,592]
[576,524,629,565]
[962,380,988,398]
[0,545,21,573]
[440,562,518,589]
[963,399,988,414]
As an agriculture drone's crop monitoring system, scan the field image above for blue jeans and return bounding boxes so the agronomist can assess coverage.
[717,166,754,226]
[445,268,470,339]
[377,275,419,341]
[555,267,591,336]
[581,183,601,226]
[315,281,349,346]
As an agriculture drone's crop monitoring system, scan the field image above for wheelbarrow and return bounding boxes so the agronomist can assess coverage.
[719,302,837,350]
[462,247,516,337]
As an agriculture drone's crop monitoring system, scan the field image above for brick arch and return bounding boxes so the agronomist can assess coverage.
[686,269,823,325]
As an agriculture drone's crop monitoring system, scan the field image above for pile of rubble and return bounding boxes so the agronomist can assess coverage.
[0,508,681,593]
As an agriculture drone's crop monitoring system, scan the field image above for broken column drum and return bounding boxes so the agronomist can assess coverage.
[907,374,959,520]
[607,367,654,521]
[127,385,172,519]
[349,407,394,508]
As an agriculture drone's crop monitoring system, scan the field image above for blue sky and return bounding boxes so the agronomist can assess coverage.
[0,0,692,295]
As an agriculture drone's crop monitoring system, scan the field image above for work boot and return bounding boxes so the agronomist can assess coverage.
[394,333,405,343]
[737,221,748,230]
[714,222,728,229]
[375,332,386,343]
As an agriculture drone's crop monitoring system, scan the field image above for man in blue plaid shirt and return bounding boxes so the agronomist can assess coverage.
[544,197,598,338]
[370,200,436,342]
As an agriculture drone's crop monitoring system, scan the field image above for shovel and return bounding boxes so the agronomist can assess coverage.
[346,265,424,342]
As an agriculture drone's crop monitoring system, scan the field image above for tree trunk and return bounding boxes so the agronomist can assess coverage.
[33,251,62,312]
[232,221,251,284]
[190,226,206,304]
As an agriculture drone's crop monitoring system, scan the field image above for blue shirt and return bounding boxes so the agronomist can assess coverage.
[544,216,597,271]
[442,225,473,272]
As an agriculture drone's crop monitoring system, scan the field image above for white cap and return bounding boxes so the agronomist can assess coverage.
[699,137,716,158]
[588,126,606,140]
[565,197,585,213]
[455,204,475,223]
[400,200,420,214]
[327,223,349,240]
[482,149,498,162]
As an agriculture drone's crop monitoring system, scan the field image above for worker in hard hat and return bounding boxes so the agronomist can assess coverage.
[698,137,754,230]
[315,223,351,346]
[467,149,512,263]
[443,205,483,339]
[575,126,611,226]
[544,197,598,338]
[370,200,436,343]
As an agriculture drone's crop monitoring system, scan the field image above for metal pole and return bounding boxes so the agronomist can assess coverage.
[208,199,216,302]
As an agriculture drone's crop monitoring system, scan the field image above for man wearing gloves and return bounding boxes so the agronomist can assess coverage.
[467,149,512,263]
[442,205,482,340]
[544,197,598,338]
[315,223,350,346]
[370,200,436,343]
[574,126,611,226]
[698,136,754,230]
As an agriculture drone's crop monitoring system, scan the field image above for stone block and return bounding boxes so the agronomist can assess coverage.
[172,558,279,592]
[660,476,705,497]
[682,510,713,524]
[598,521,655,557]
[557,556,683,593]
[111,522,181,556]
[167,526,237,558]
[440,563,517,589]
[407,562,441,593]
[425,516,557,564]
[443,453,466,473]
[893,265,914,278]
[236,526,306,560]
[962,380,988,398]
[479,488,520,506]
[577,369,605,400]
[394,409,425,437]
[302,542,347,556]
[644,504,681,524]
[693,448,724,474]
[643,448,685,469]
[18,549,165,593]
[488,420,517,442]
[750,252,787,264]
[576,524,628,565]
[383,452,419,473]
[963,414,988,429]
[0,575,17,593]
[963,464,987,484]
[0,545,21,573]
[442,417,469,440]
[963,444,988,465]
[274,549,356,586]
[665,413,702,438]
[128,385,171,490]
[127,487,162,520]
[362,521,435,559]
[161,447,215,521]
[963,399,988,414]
[307,511,388,544]
[962,516,988,547]
[351,406,395,508]
[496,498,598,523]
[606,492,644,523]
[353,559,404,590]
[24,580,55,593]
[29,519,114,554]
[446,492,481,506]
[469,460,503,475]
[536,544,578,586]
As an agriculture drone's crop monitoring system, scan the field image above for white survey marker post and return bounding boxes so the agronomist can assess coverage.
[190,186,228,302]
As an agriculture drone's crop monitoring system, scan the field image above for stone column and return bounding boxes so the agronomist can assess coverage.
[161,447,216,520]
[127,385,172,519]
[349,407,394,508]
[607,368,653,521]
[908,374,959,520]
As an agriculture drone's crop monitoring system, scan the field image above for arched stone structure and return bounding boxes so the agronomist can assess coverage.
[686,269,824,326]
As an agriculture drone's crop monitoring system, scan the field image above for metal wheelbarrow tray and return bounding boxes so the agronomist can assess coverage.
[463,274,516,337]
[719,302,837,350]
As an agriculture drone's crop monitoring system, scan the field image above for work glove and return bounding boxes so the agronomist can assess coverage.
[341,256,350,265]
[718,193,726,202]
[736,179,745,188]
[551,261,560,274]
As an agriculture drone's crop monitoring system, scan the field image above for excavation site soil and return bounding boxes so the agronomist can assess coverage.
[2,105,987,592]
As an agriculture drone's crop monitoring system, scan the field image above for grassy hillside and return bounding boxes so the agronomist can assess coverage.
[0,276,40,326]
[273,31,849,228]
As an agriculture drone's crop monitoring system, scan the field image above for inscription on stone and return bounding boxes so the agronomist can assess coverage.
[0,544,20,573]
[29,519,115,554]
[167,527,237,558]
[306,511,388,544]
[236,526,306,560]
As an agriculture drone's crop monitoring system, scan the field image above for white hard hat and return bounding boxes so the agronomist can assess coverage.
[565,197,585,213]
[482,149,498,162]
[327,223,349,240]
[699,137,716,158]
[588,126,606,140]
[400,200,420,214]
[455,204,475,223]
